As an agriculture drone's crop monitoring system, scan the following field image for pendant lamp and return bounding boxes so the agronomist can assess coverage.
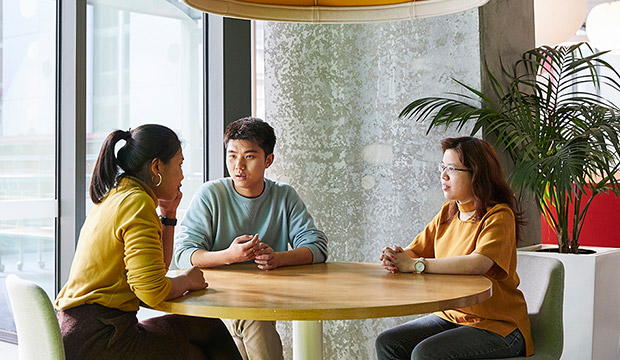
[182,0,489,23]
[534,0,586,47]
[586,1,620,52]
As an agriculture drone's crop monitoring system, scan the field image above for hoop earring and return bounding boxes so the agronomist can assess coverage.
[154,173,162,187]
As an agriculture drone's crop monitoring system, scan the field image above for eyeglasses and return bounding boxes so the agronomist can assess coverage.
[438,163,471,175]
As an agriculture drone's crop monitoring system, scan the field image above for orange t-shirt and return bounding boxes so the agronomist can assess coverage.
[407,201,534,356]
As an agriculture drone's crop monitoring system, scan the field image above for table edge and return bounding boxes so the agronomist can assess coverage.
[150,262,493,321]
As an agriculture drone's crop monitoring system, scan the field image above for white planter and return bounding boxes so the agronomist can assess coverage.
[519,245,620,360]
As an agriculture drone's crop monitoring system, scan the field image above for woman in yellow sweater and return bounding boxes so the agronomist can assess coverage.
[376,137,533,359]
[55,125,241,360]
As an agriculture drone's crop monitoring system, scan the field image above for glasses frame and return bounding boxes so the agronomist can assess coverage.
[438,163,472,175]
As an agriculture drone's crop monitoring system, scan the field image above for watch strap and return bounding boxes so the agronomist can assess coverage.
[159,216,177,226]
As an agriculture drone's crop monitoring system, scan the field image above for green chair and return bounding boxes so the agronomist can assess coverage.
[491,253,565,360]
[6,274,65,360]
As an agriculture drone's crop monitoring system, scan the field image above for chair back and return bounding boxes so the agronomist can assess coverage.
[516,253,565,359]
[6,274,65,360]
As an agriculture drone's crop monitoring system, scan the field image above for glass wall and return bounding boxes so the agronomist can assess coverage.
[86,0,204,219]
[0,0,57,338]
[1,0,206,340]
[0,0,252,346]
[253,20,265,120]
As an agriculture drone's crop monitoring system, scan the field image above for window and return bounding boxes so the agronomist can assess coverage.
[0,0,57,339]
[252,20,265,119]
[0,0,252,345]
[86,0,204,218]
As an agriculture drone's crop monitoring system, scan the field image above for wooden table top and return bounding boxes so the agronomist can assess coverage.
[151,262,492,321]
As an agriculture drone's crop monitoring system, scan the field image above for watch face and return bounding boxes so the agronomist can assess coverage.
[415,260,425,273]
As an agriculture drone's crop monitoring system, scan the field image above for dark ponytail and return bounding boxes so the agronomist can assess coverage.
[89,124,181,204]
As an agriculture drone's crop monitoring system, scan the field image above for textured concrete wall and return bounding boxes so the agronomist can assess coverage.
[263,9,481,359]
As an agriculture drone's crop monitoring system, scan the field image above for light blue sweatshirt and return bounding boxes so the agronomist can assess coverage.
[173,177,328,269]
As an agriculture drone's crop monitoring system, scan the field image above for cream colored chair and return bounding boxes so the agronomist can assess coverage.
[491,253,565,360]
[6,274,65,360]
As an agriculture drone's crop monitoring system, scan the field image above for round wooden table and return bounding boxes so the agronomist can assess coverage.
[151,262,492,360]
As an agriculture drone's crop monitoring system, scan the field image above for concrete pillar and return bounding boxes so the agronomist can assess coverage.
[479,0,539,247]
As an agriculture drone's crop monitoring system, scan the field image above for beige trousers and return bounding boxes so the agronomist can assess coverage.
[222,319,284,360]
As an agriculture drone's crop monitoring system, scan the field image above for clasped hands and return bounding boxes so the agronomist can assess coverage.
[229,234,279,270]
[380,245,415,273]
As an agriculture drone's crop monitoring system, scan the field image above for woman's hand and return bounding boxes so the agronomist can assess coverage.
[183,266,209,292]
[254,242,279,270]
[158,190,182,218]
[381,251,495,275]
[166,266,208,300]
[380,246,415,273]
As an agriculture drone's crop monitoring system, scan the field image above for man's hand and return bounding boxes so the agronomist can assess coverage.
[226,234,259,264]
[254,242,279,270]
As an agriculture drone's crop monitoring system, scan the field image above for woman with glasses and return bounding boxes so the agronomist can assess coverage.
[376,137,533,359]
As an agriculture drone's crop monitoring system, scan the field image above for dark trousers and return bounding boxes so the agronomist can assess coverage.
[376,314,526,360]
[58,303,242,360]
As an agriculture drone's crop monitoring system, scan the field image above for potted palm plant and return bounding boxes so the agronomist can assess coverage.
[400,43,620,254]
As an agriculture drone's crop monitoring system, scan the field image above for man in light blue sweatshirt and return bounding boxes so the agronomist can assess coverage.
[173,117,328,360]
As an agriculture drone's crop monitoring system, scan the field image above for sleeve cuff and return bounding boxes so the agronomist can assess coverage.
[141,277,172,308]
[305,244,327,263]
[177,249,196,269]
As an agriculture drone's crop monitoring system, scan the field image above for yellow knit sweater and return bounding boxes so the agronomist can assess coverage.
[55,177,171,312]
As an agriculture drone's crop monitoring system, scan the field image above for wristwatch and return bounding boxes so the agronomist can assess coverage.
[159,216,177,226]
[414,258,426,274]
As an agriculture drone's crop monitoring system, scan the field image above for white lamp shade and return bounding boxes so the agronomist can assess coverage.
[535,0,586,47]
[182,0,489,23]
[586,2,620,52]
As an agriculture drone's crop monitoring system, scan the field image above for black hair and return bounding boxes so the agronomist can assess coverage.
[89,124,181,204]
[224,117,276,157]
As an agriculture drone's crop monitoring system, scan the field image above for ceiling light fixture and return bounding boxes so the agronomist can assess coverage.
[182,0,489,23]
[534,0,586,47]
[586,1,620,52]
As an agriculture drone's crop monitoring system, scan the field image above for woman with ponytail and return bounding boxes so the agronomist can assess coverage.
[55,125,241,360]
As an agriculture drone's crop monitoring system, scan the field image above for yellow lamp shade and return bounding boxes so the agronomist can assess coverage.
[586,2,620,52]
[182,0,490,23]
